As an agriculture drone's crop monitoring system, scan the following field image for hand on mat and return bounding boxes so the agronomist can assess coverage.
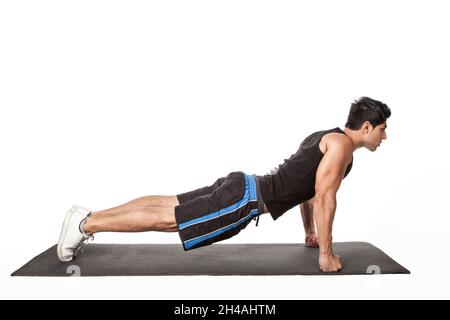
[319,253,342,272]
[305,234,319,248]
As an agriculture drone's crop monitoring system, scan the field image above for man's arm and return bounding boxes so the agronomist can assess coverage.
[314,136,353,272]
[300,199,319,247]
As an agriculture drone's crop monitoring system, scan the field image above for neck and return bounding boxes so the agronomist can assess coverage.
[343,127,364,152]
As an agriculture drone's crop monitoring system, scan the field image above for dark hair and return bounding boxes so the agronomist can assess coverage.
[345,97,391,130]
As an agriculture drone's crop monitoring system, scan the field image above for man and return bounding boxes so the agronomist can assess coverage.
[57,96,390,273]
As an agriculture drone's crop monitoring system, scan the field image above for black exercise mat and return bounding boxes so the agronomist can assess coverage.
[11,242,409,276]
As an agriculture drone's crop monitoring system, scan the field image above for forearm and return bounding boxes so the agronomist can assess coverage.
[300,201,315,234]
[313,194,337,255]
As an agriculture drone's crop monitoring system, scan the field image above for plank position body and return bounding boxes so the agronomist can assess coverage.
[57,97,390,272]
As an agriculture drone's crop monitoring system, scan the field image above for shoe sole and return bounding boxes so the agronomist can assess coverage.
[57,206,77,262]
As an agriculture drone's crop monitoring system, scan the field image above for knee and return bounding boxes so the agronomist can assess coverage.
[163,208,178,231]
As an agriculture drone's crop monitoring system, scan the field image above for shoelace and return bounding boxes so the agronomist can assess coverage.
[73,212,93,256]
[73,234,94,256]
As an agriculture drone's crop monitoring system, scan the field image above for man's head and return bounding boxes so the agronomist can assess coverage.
[345,97,391,151]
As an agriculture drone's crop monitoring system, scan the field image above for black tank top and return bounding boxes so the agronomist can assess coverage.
[256,127,353,220]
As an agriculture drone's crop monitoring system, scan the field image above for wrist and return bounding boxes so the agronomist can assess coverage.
[319,242,333,256]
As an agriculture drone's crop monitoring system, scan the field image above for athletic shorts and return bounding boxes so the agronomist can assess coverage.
[175,171,266,251]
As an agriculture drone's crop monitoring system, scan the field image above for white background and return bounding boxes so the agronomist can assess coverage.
[1,0,449,299]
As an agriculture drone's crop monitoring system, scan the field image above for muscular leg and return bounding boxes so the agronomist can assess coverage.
[110,195,179,209]
[83,195,180,234]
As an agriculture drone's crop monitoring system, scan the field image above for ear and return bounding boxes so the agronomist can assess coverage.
[361,121,373,134]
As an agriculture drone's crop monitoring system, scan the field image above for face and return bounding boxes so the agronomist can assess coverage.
[362,121,388,152]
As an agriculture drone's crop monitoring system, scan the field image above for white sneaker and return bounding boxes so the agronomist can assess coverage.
[57,205,93,262]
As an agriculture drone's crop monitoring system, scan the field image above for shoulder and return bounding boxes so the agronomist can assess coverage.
[315,134,353,192]
[319,132,353,154]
